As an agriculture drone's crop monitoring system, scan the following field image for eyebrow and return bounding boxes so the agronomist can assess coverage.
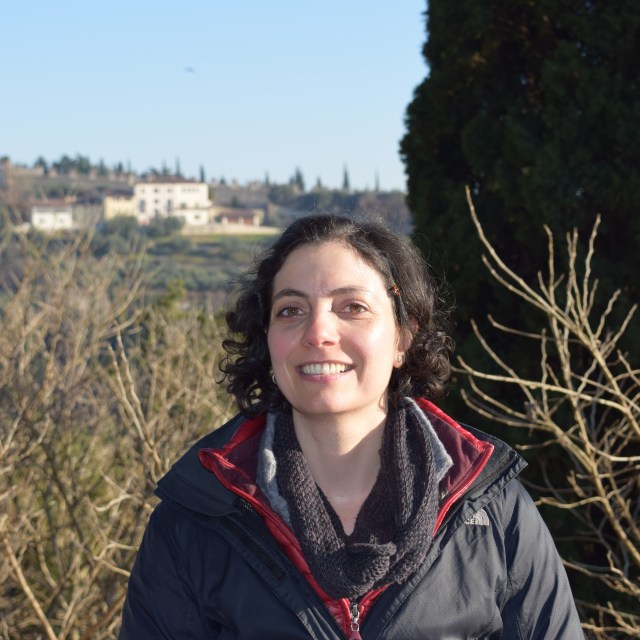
[272,286,373,302]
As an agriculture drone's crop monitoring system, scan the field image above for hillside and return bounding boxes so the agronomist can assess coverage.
[0,156,412,234]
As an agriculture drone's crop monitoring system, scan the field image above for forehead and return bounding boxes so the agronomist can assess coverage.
[272,241,388,293]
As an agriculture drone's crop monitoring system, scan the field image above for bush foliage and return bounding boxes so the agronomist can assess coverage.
[0,232,234,639]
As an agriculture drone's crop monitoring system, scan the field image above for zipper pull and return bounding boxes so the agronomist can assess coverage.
[349,600,362,640]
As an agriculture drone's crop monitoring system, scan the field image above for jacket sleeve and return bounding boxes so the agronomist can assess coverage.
[119,501,221,639]
[500,481,584,639]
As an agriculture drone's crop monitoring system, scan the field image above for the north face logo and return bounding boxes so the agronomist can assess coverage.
[465,509,490,526]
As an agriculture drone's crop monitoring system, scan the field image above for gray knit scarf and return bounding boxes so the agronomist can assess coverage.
[270,402,440,600]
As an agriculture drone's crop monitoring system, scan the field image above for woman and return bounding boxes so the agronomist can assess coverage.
[120,215,583,639]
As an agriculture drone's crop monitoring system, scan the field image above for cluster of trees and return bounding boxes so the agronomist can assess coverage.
[25,155,362,196]
[284,165,357,195]
[33,155,127,177]
[28,154,200,182]
[402,1,640,635]
[267,185,411,234]
[90,215,184,256]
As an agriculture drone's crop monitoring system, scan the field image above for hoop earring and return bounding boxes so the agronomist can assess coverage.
[271,373,277,385]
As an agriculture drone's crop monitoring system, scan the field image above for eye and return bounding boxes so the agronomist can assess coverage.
[275,305,303,318]
[341,302,369,315]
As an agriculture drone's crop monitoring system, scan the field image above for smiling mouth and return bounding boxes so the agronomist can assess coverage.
[300,363,353,375]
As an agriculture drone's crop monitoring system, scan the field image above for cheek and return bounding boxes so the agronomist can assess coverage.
[362,322,400,354]
[266,331,287,368]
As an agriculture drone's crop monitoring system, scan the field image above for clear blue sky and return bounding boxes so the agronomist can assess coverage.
[1,1,428,191]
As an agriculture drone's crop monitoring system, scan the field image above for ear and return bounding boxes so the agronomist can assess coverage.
[395,317,418,365]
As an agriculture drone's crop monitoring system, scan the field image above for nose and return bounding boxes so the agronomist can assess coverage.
[301,308,339,347]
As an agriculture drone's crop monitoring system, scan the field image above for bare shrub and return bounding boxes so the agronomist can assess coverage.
[458,188,640,638]
[0,232,233,639]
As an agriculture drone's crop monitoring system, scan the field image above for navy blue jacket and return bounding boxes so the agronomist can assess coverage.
[120,403,584,639]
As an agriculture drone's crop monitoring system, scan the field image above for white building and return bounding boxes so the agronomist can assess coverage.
[134,180,211,226]
[31,203,74,232]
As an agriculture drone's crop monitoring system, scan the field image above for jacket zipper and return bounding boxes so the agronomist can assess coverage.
[348,599,362,640]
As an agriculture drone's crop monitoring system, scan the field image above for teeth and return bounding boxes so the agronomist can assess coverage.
[301,363,350,375]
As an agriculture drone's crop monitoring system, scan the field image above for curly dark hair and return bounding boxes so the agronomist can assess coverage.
[220,214,453,416]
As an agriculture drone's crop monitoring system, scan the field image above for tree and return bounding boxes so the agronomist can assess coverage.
[199,164,206,183]
[52,154,74,175]
[92,215,144,256]
[75,154,91,175]
[342,165,350,192]
[98,215,140,240]
[144,215,184,238]
[460,192,640,637]
[401,0,640,363]
[292,167,305,192]
[33,156,48,174]
[97,158,108,176]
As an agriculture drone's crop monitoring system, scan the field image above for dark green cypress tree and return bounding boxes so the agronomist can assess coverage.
[402,0,640,360]
[342,165,351,192]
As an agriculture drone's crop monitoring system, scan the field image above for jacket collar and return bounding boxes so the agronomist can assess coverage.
[155,400,524,521]
[155,413,250,515]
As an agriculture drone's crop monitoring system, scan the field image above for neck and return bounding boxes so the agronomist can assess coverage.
[291,407,388,534]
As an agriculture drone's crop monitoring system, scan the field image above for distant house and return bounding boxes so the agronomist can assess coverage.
[212,206,264,226]
[103,193,136,220]
[134,179,210,226]
[31,202,74,232]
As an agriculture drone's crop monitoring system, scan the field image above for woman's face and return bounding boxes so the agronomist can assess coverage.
[267,241,406,425]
